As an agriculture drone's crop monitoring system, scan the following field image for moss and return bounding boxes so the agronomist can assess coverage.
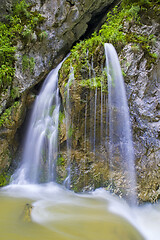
[38,31,48,41]
[22,55,35,73]
[79,72,108,92]
[59,111,65,124]
[59,0,159,85]
[0,172,10,187]
[56,174,65,184]
[57,155,65,166]
[21,203,33,222]
[0,101,20,127]
[10,87,20,100]
[56,154,67,184]
[0,0,46,94]
[67,125,73,138]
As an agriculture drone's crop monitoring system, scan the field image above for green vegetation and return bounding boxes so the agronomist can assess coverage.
[38,31,48,41]
[0,172,10,187]
[68,125,73,138]
[60,0,159,90]
[57,155,65,166]
[22,55,35,73]
[0,101,20,127]
[10,87,20,99]
[80,71,108,92]
[0,22,16,90]
[0,0,46,93]
[59,111,65,123]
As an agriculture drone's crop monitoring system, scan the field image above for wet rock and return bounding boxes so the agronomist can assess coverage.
[58,6,160,202]
[21,203,33,222]
[0,96,26,173]
[120,31,160,202]
[0,0,116,174]
[10,0,116,93]
[0,88,11,115]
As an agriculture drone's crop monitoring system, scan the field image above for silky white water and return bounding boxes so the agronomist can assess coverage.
[1,183,160,240]
[4,45,158,240]
[104,43,136,204]
[12,62,63,184]
[63,66,75,188]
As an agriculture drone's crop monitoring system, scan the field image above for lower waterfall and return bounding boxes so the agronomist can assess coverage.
[12,62,63,184]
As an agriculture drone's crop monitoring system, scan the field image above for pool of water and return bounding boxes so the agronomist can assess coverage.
[0,183,159,240]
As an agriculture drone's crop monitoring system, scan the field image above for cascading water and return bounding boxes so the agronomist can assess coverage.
[1,44,159,240]
[11,43,136,205]
[63,66,75,188]
[12,62,63,184]
[92,59,97,154]
[104,43,137,204]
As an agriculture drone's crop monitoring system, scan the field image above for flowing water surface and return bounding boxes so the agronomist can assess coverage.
[0,183,160,240]
[2,45,159,240]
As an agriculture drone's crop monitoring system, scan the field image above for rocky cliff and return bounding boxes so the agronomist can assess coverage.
[57,0,160,202]
[0,0,116,176]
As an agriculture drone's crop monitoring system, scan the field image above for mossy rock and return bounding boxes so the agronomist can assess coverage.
[21,203,33,223]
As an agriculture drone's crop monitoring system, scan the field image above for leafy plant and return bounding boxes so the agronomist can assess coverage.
[57,155,65,166]
[38,31,48,41]
[0,172,10,187]
[0,101,19,127]
[22,55,35,73]
[22,28,33,42]
[60,0,159,86]
[10,87,20,99]
[0,0,46,93]
[80,73,107,92]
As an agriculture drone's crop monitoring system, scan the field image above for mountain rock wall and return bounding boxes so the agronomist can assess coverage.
[0,0,116,174]
[57,2,160,202]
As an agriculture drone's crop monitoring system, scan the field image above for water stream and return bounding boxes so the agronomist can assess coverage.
[104,43,136,204]
[1,183,160,240]
[12,62,63,184]
[1,44,159,239]
[63,66,75,188]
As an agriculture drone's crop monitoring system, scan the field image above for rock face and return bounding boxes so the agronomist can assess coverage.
[119,15,160,202]
[120,49,160,202]
[13,0,116,93]
[0,0,15,21]
[0,0,116,174]
[0,97,26,173]
[57,3,160,202]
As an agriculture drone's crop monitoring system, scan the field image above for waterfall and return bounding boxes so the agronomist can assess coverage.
[104,43,137,204]
[84,95,88,151]
[92,59,97,154]
[11,42,136,205]
[12,61,63,184]
[63,66,75,188]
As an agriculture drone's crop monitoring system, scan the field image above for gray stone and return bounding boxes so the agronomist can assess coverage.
[0,0,116,173]
[11,0,116,93]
